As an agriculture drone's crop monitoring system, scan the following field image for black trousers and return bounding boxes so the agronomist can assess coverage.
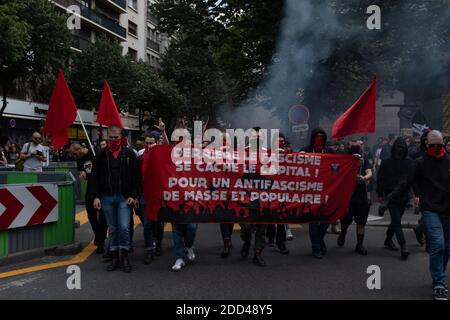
[386,203,407,245]
[241,224,267,251]
[220,223,234,241]
[86,194,107,246]
[266,224,286,246]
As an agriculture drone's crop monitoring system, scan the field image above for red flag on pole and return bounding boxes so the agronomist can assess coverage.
[96,80,124,128]
[332,76,377,140]
[42,69,78,149]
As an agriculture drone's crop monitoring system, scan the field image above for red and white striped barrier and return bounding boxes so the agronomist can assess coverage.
[0,184,58,230]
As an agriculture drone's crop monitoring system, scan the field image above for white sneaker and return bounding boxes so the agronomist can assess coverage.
[286,229,294,240]
[186,247,196,262]
[171,259,185,272]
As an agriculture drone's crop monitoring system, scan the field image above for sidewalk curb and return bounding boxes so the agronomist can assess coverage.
[0,242,83,267]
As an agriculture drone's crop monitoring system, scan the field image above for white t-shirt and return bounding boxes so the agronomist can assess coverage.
[21,142,46,172]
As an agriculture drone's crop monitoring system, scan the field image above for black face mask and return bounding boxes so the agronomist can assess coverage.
[348,146,361,155]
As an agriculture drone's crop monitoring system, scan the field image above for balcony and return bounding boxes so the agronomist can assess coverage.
[102,0,127,13]
[146,39,160,53]
[147,13,159,25]
[52,0,127,40]
[106,0,127,13]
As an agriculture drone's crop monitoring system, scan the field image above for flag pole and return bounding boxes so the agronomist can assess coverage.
[77,110,96,156]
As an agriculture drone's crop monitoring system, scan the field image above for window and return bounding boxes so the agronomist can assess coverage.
[128,21,138,37]
[129,48,138,61]
[128,0,138,11]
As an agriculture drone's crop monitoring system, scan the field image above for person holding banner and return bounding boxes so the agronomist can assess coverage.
[266,133,289,255]
[90,126,140,273]
[301,128,334,259]
[240,127,268,267]
[337,139,373,255]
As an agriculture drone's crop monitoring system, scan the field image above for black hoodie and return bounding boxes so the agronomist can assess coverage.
[300,128,334,153]
[376,137,415,203]
[389,151,450,215]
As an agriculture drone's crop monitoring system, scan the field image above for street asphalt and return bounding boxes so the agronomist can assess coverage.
[0,204,438,300]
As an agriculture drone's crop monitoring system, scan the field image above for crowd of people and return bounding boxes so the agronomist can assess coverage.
[1,122,449,300]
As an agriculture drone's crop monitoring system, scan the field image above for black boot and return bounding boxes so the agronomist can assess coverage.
[277,243,289,255]
[384,237,398,251]
[221,240,232,258]
[337,230,346,247]
[106,250,120,272]
[155,243,163,256]
[253,250,266,267]
[413,227,425,246]
[144,249,155,264]
[241,241,251,259]
[400,243,410,260]
[121,249,132,273]
[356,234,368,255]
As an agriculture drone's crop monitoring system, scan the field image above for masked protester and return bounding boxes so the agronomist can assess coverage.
[301,128,334,259]
[266,133,290,255]
[90,126,140,273]
[388,130,450,300]
[338,139,373,255]
[377,137,414,260]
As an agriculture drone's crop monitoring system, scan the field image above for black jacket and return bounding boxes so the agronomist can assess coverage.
[389,153,450,215]
[90,146,140,199]
[377,137,415,203]
[301,128,334,153]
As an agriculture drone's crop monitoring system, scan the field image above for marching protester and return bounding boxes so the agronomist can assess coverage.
[19,131,47,172]
[337,139,373,255]
[266,133,289,255]
[376,137,414,260]
[241,127,268,266]
[387,130,450,300]
[70,143,107,254]
[301,128,334,259]
[90,126,140,273]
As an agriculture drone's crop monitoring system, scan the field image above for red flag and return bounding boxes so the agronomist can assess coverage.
[332,76,377,139]
[42,69,78,149]
[96,81,123,128]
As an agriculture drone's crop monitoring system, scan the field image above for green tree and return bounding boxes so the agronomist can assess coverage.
[0,0,71,125]
[70,38,186,130]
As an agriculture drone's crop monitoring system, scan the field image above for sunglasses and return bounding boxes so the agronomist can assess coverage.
[33,137,42,140]
[428,144,444,148]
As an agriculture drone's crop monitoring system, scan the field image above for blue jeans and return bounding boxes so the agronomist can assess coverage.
[172,223,198,260]
[102,194,131,251]
[422,211,450,289]
[309,223,329,253]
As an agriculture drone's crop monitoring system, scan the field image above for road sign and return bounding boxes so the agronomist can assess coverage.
[0,184,58,230]
[292,124,309,133]
[288,105,310,125]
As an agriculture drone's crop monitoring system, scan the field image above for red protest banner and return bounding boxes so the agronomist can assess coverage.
[143,145,360,224]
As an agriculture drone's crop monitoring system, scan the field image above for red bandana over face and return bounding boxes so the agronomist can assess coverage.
[314,135,324,152]
[108,139,122,159]
[427,146,446,159]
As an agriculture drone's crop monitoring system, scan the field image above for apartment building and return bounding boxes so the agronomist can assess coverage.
[51,0,166,68]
